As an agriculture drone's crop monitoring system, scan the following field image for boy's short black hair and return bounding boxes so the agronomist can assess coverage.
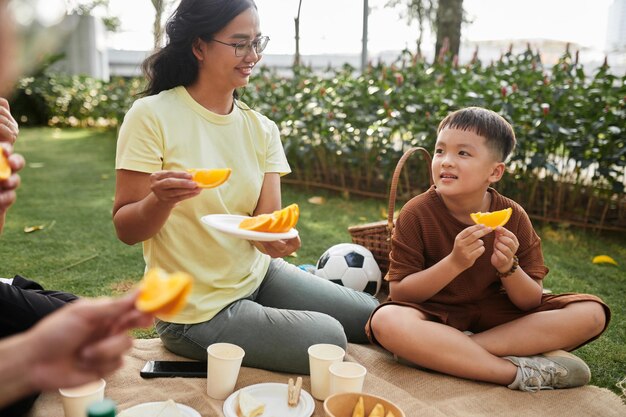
[437,107,516,162]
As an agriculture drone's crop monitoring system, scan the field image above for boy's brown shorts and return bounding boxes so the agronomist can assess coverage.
[366,291,611,350]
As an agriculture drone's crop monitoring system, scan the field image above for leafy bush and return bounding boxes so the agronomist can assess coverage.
[9,47,625,230]
[11,71,143,128]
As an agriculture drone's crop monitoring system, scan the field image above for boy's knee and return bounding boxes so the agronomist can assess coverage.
[569,301,607,338]
[586,302,607,336]
[369,305,400,342]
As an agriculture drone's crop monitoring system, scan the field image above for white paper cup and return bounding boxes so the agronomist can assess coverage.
[206,343,245,400]
[329,361,367,395]
[58,378,106,417]
[308,343,345,401]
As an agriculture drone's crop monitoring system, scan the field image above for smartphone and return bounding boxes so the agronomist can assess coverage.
[140,360,207,378]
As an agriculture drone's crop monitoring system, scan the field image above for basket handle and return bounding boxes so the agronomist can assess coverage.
[386,147,433,232]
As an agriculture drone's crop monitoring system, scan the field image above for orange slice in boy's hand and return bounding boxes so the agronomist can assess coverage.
[136,268,192,318]
[470,207,512,228]
[0,152,11,180]
[187,168,231,189]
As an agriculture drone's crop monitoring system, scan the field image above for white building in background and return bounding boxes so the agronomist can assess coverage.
[607,0,626,51]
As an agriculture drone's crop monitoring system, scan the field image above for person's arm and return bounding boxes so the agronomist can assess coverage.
[250,173,301,258]
[389,224,493,303]
[0,294,154,408]
[491,226,543,310]
[112,169,202,245]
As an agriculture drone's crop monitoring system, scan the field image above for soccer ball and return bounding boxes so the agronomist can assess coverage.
[315,243,382,296]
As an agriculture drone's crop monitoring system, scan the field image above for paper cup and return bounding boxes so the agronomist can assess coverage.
[58,378,106,417]
[329,361,367,395]
[206,343,245,400]
[308,343,345,401]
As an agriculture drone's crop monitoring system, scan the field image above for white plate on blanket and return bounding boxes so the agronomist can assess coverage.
[201,214,299,242]
[223,382,314,417]
[118,401,200,417]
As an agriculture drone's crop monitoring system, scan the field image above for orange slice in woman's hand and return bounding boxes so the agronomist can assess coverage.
[470,207,512,228]
[0,152,11,180]
[187,168,231,189]
[135,268,192,318]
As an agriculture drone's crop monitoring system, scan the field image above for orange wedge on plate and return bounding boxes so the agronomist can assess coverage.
[239,203,299,233]
[470,207,512,228]
[240,213,274,231]
[136,268,193,318]
[0,152,11,180]
[187,168,231,189]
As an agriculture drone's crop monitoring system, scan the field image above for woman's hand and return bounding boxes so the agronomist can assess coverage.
[253,235,301,258]
[149,170,202,207]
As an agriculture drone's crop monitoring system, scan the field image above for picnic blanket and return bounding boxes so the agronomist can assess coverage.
[30,338,626,417]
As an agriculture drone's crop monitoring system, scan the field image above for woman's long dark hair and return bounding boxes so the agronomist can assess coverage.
[141,0,257,97]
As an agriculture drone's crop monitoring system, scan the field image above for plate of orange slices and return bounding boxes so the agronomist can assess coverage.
[202,204,300,242]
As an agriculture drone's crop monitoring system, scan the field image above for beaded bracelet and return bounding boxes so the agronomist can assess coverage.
[496,255,519,278]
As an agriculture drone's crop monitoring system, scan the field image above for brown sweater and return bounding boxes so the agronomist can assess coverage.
[388,186,548,305]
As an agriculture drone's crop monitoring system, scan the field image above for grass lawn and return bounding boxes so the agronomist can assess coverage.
[3,127,625,397]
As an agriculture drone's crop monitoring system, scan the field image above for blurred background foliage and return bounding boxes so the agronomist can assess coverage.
[8,47,625,231]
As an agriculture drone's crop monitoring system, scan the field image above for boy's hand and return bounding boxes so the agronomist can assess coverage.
[450,224,493,271]
[491,226,519,273]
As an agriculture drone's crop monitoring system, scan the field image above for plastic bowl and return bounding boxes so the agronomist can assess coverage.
[323,392,405,417]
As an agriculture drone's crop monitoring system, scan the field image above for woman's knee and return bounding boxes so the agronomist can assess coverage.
[311,313,348,349]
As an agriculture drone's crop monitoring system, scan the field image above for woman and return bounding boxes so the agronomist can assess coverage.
[113,0,378,373]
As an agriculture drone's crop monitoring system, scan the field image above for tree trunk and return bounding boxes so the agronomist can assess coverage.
[435,0,462,58]
[294,0,303,67]
[152,0,165,49]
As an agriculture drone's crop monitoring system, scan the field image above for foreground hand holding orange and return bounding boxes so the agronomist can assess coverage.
[0,152,11,179]
[135,268,192,319]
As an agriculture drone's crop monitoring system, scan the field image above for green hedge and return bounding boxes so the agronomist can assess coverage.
[9,47,625,229]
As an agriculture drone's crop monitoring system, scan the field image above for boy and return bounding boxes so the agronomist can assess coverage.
[367,107,610,392]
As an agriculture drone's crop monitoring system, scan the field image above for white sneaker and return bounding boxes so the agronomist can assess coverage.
[506,350,591,392]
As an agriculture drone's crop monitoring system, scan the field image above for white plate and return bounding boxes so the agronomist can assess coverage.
[223,383,315,417]
[118,401,200,417]
[201,214,299,242]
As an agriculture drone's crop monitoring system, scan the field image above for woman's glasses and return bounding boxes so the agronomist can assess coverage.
[211,36,270,57]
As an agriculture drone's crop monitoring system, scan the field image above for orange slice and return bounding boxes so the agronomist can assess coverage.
[136,268,193,318]
[470,207,512,228]
[187,168,231,189]
[0,152,11,180]
[239,213,274,231]
[239,203,300,233]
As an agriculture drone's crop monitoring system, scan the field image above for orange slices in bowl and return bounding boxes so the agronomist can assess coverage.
[135,268,192,318]
[187,168,231,189]
[470,207,512,228]
[239,204,300,233]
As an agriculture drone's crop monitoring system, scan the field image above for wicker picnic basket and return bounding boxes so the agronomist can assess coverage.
[348,147,433,274]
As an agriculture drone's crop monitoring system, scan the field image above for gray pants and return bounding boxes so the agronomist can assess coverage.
[155,258,379,374]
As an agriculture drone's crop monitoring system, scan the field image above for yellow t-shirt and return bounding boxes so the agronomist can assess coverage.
[116,86,291,323]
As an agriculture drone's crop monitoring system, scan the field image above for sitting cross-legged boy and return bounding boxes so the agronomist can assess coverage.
[367,106,610,392]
